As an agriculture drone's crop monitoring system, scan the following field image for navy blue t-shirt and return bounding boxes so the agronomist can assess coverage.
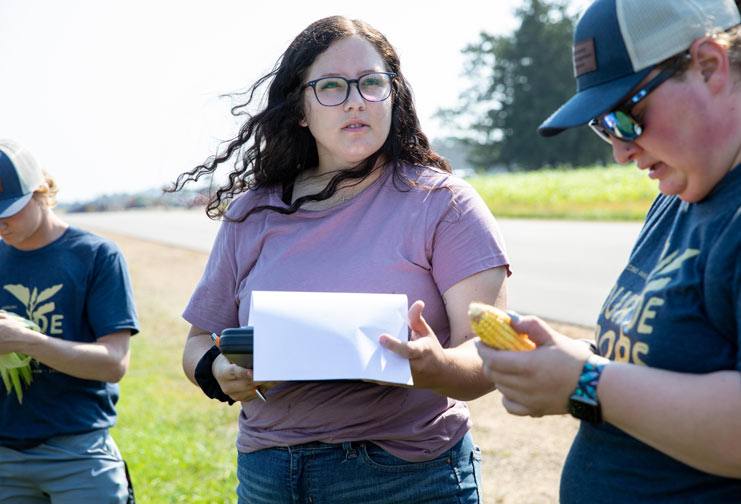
[560,167,741,502]
[0,226,139,447]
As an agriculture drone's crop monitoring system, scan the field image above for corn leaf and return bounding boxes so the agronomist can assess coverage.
[0,368,11,394]
[0,309,39,404]
[9,368,23,403]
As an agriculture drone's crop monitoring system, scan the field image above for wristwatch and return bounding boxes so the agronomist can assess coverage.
[568,354,611,424]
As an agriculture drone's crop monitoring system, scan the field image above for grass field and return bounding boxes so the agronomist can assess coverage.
[108,237,240,503]
[469,164,658,221]
[99,230,594,504]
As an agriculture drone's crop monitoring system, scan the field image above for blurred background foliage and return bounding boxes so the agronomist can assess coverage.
[436,0,612,172]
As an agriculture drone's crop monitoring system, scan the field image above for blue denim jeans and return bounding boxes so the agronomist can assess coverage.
[236,432,482,503]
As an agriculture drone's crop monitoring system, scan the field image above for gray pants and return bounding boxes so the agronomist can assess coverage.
[0,429,132,504]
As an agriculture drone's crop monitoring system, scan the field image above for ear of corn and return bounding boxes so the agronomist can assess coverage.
[0,310,39,403]
[468,302,535,351]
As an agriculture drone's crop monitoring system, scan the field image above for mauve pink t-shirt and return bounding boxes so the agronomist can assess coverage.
[183,163,509,462]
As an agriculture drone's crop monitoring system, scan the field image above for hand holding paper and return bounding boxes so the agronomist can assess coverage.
[248,291,413,385]
[378,300,448,390]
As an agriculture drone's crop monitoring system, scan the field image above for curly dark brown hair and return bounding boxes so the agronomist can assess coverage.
[167,16,450,221]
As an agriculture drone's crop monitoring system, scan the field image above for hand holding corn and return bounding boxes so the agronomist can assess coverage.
[0,310,39,403]
[468,302,535,351]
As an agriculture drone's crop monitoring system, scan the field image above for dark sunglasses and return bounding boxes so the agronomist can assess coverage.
[588,69,677,144]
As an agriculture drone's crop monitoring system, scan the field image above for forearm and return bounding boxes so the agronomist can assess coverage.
[182,331,214,385]
[427,267,506,400]
[429,339,496,401]
[600,364,741,477]
[15,328,130,382]
[182,327,271,402]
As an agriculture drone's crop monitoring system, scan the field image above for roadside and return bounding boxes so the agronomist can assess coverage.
[62,210,638,327]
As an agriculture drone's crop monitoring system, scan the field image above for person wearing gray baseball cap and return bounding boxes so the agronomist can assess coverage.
[477,0,741,501]
[0,140,139,503]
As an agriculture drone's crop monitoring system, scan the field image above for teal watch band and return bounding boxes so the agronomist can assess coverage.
[568,354,610,423]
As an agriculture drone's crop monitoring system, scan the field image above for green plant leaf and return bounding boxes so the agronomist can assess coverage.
[0,310,38,403]
[9,368,23,404]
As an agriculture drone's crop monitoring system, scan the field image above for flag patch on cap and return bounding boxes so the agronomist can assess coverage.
[573,38,597,77]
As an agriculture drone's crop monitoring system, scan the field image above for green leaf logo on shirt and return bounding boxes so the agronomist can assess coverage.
[3,283,63,329]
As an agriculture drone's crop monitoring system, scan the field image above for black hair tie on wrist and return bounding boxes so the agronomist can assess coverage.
[194,345,235,404]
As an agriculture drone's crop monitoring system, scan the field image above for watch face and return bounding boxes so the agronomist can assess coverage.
[568,395,602,424]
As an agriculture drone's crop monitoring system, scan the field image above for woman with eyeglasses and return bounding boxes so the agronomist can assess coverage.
[169,15,509,503]
[477,0,741,502]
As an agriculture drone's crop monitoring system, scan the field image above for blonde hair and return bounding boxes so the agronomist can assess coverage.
[658,25,741,77]
[31,173,59,209]
[714,25,741,73]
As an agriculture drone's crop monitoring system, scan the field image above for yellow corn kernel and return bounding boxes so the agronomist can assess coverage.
[468,302,535,351]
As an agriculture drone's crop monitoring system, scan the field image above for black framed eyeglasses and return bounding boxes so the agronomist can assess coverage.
[588,69,677,144]
[302,72,396,107]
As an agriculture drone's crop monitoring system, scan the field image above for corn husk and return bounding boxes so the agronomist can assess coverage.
[0,309,39,403]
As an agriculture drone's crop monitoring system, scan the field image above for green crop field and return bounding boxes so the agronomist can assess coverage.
[108,242,239,503]
[468,164,659,221]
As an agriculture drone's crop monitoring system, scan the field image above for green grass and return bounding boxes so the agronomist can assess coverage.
[113,334,238,502]
[106,244,240,503]
[468,164,659,221]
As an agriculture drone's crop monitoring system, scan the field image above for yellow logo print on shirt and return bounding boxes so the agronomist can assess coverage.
[596,240,699,364]
[3,283,64,334]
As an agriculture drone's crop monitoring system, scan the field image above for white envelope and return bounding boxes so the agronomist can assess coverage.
[248,291,412,385]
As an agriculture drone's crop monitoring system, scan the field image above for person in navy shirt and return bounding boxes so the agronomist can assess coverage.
[477,0,741,502]
[0,140,139,503]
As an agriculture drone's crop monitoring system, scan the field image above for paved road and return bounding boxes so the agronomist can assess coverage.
[497,219,640,327]
[65,208,221,252]
[63,209,642,327]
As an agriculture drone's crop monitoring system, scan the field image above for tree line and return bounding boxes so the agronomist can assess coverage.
[437,0,612,171]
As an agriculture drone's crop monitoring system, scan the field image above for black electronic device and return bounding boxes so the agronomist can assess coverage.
[218,327,254,368]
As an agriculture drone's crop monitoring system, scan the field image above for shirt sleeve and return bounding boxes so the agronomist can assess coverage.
[729,216,741,369]
[703,209,741,369]
[428,180,510,294]
[182,219,241,333]
[86,241,140,338]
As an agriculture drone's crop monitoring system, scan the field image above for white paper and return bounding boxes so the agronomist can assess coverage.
[248,291,412,385]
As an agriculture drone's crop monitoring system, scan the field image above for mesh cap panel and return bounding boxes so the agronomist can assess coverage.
[0,140,44,198]
[618,0,741,71]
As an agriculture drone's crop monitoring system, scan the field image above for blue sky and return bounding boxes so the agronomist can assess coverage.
[0,0,590,202]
